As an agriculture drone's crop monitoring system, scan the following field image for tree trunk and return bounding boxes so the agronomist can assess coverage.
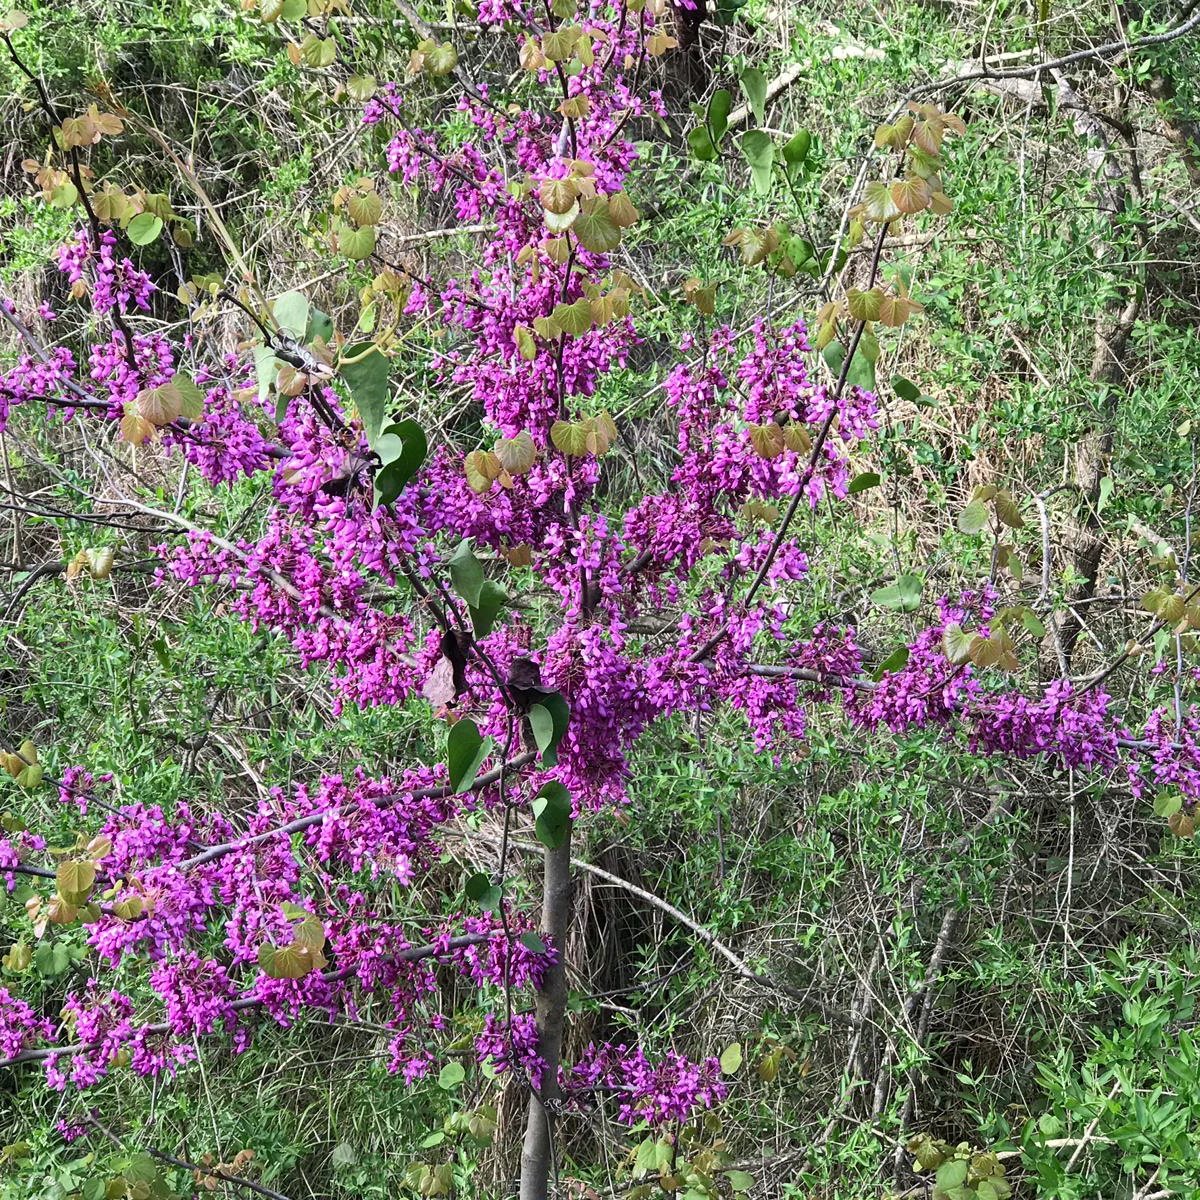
[519,835,573,1200]
[1051,70,1141,666]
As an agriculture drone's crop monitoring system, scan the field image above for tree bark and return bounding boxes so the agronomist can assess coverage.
[519,835,573,1200]
[1051,71,1142,665]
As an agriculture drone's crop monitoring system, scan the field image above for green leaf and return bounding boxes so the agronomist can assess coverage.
[35,942,63,975]
[719,1042,743,1074]
[781,129,811,165]
[941,622,975,666]
[574,197,621,254]
[2,940,31,972]
[340,224,376,261]
[438,1062,466,1089]
[425,42,458,76]
[708,88,732,142]
[848,471,880,495]
[551,420,590,456]
[48,181,78,209]
[552,297,593,337]
[847,287,883,323]
[872,645,909,680]
[56,860,95,902]
[514,324,536,361]
[371,430,403,467]
[892,375,921,403]
[1020,609,1046,637]
[347,191,382,228]
[257,942,311,979]
[469,579,508,638]
[995,490,1025,529]
[871,573,922,613]
[862,179,899,222]
[1153,625,1172,662]
[529,705,553,757]
[541,26,580,63]
[740,130,774,195]
[739,66,767,126]
[519,931,547,954]
[16,764,42,790]
[634,1138,658,1176]
[253,345,279,405]
[787,235,815,271]
[725,1170,755,1194]
[688,124,720,161]
[306,307,334,344]
[532,780,573,850]
[448,540,485,607]
[330,1143,358,1168]
[124,1154,159,1186]
[272,290,310,340]
[849,351,876,391]
[822,340,875,392]
[936,1160,969,1190]
[958,499,989,534]
[339,343,391,445]
[1155,791,1183,819]
[173,373,205,421]
[494,431,537,475]
[1142,587,1170,616]
[465,871,503,911]
[447,719,493,794]
[126,212,162,245]
[373,419,427,507]
[528,692,569,767]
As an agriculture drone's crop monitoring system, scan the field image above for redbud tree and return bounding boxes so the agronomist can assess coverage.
[0,2,1197,1199]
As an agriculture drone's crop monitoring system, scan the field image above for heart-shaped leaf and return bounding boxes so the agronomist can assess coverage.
[339,343,391,445]
[447,719,493,793]
[126,212,162,245]
[529,692,569,767]
[740,130,774,195]
[532,780,573,849]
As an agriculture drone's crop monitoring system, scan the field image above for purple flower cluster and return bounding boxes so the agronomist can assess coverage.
[0,987,53,1060]
[55,1118,88,1143]
[0,344,76,430]
[475,1011,544,1085]
[568,1043,729,1126]
[1128,707,1200,801]
[57,229,154,315]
